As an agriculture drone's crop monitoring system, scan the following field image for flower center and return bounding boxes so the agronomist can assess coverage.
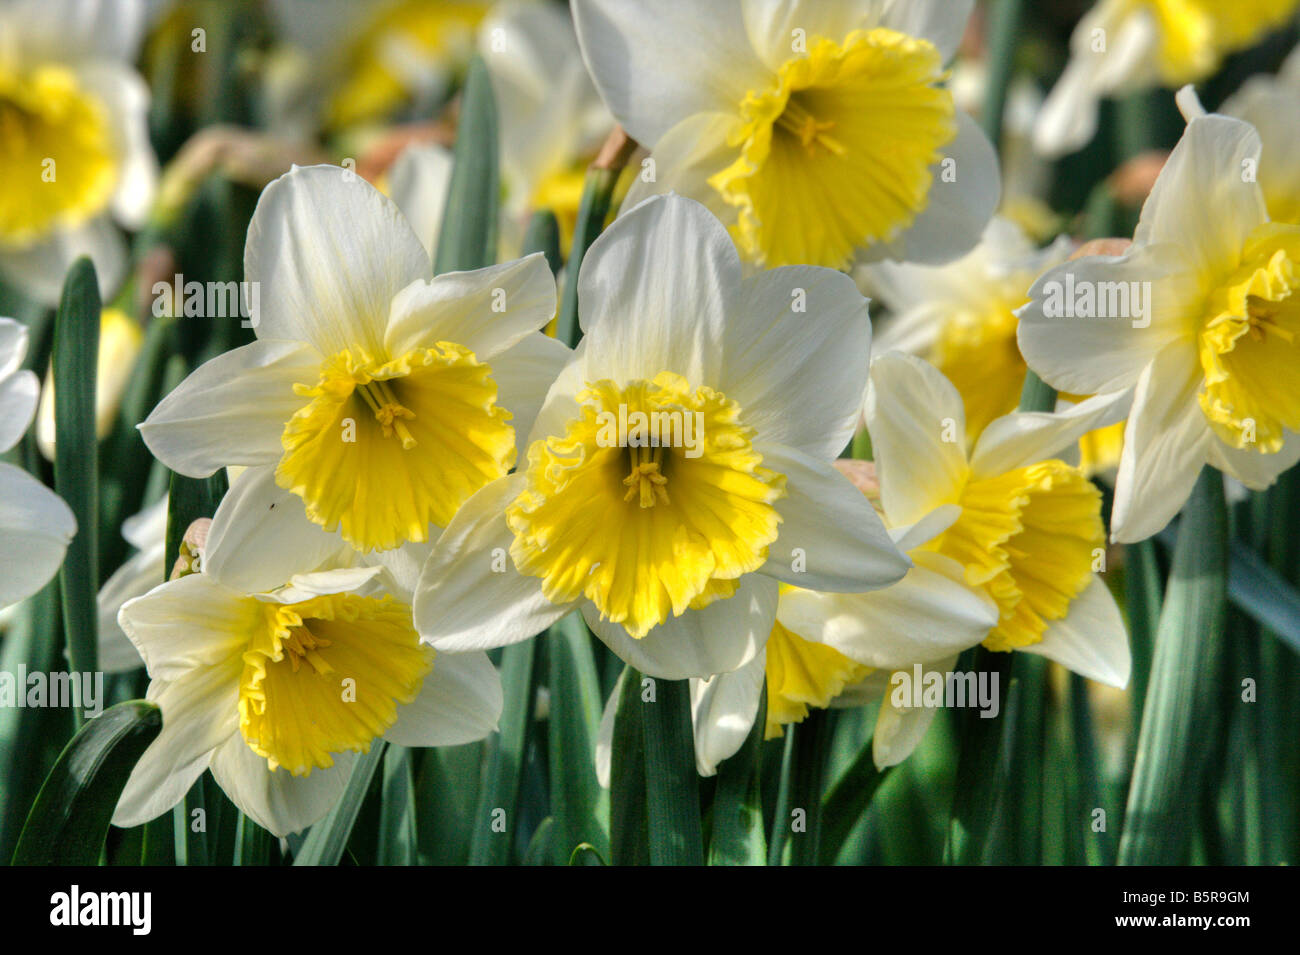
[1198,223,1300,453]
[934,460,1103,651]
[0,63,117,245]
[507,372,786,639]
[708,27,957,269]
[238,593,433,776]
[277,343,515,552]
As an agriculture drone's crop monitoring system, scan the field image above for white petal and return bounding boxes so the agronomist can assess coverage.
[121,495,168,551]
[1135,115,1268,274]
[0,217,127,307]
[387,142,453,260]
[578,194,737,387]
[78,62,157,229]
[14,0,146,61]
[489,333,572,453]
[883,112,1000,266]
[245,165,430,356]
[888,503,960,552]
[266,566,383,604]
[0,368,38,452]
[0,463,76,607]
[969,388,1133,479]
[757,442,910,592]
[721,265,871,460]
[872,672,945,769]
[203,465,350,593]
[594,667,626,789]
[778,552,995,669]
[1110,342,1211,543]
[741,0,885,70]
[1207,431,1300,491]
[571,0,767,144]
[1017,241,1203,395]
[0,317,29,378]
[1022,575,1130,687]
[618,112,739,222]
[691,653,765,777]
[880,0,973,60]
[112,662,241,830]
[209,734,355,837]
[414,474,573,652]
[384,253,558,361]
[385,650,502,746]
[865,352,969,525]
[582,574,777,680]
[139,339,320,477]
[117,573,258,682]
[96,543,163,673]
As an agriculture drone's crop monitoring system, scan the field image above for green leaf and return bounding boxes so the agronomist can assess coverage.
[470,641,538,865]
[979,0,1024,147]
[53,257,101,714]
[1224,540,1300,655]
[546,613,608,863]
[946,647,1014,864]
[819,737,890,865]
[641,675,704,866]
[555,165,626,348]
[433,55,498,275]
[1119,468,1228,865]
[608,667,649,866]
[234,812,276,866]
[378,745,418,865]
[521,209,563,276]
[568,843,607,866]
[521,816,554,866]
[293,741,387,866]
[707,691,767,866]
[11,700,162,866]
[172,777,208,866]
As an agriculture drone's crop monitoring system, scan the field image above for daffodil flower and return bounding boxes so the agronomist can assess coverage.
[112,470,503,837]
[140,164,569,553]
[572,0,1000,269]
[0,317,76,607]
[0,0,157,303]
[1020,105,1300,543]
[1034,0,1300,158]
[414,194,910,680]
[1221,44,1300,225]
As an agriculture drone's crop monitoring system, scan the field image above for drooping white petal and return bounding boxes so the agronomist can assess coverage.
[244,165,430,356]
[872,665,948,770]
[384,253,558,361]
[414,474,573,652]
[594,666,625,788]
[112,661,242,830]
[721,265,872,461]
[1022,575,1130,687]
[1134,115,1268,275]
[1207,431,1300,491]
[690,654,765,777]
[1110,342,1212,543]
[385,650,502,747]
[778,552,995,669]
[969,388,1133,479]
[140,339,321,478]
[865,352,969,525]
[583,574,777,680]
[571,0,767,144]
[757,442,910,592]
[201,466,350,594]
[578,194,736,388]
[209,734,356,838]
[883,112,1001,267]
[0,463,77,607]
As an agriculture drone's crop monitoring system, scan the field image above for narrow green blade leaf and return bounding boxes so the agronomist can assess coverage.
[820,739,890,865]
[521,816,554,866]
[641,675,704,866]
[707,691,767,866]
[378,745,418,865]
[53,257,101,714]
[12,700,162,865]
[293,741,387,866]
[433,55,498,275]
[608,666,649,866]
[521,209,563,276]
[547,613,608,863]
[1119,468,1228,865]
[470,641,537,865]
[568,843,607,865]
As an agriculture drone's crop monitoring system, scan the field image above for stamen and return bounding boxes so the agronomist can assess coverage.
[777,97,846,156]
[282,625,334,675]
[358,379,418,448]
[623,444,670,508]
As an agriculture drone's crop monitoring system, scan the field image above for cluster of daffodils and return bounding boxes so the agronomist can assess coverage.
[2,0,1298,848]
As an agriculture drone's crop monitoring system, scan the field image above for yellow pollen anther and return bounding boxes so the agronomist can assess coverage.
[282,625,334,675]
[623,446,670,508]
[778,99,845,155]
[357,379,417,448]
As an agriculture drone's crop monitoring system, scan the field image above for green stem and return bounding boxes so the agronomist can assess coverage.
[980,0,1024,148]
[641,676,704,866]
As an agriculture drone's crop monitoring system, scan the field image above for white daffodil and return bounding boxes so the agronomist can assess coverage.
[112,468,503,837]
[481,0,614,253]
[34,306,142,459]
[572,0,1000,269]
[0,317,76,608]
[860,217,1073,438]
[97,496,167,673]
[385,140,453,261]
[0,0,157,303]
[139,164,569,554]
[1034,0,1299,158]
[864,352,1131,682]
[1020,104,1300,543]
[414,194,910,680]
[1221,43,1300,226]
